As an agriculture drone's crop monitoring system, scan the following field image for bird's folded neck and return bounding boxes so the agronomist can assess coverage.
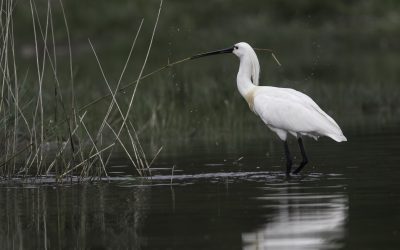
[237,57,258,97]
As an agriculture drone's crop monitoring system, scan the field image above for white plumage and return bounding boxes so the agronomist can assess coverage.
[232,42,346,142]
[192,41,347,175]
[252,86,346,142]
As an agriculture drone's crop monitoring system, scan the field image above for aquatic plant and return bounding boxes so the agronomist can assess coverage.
[0,0,165,180]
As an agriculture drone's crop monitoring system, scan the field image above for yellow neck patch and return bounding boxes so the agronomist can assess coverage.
[244,88,257,112]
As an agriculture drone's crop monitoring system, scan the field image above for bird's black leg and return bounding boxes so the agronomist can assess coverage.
[293,137,308,174]
[283,141,292,175]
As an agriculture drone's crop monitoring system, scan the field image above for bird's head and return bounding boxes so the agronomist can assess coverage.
[190,42,260,85]
[232,42,254,58]
[191,42,255,59]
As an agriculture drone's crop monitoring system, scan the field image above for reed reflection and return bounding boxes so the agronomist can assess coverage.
[0,184,150,250]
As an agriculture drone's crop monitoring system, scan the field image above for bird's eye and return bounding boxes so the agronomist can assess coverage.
[234,46,238,50]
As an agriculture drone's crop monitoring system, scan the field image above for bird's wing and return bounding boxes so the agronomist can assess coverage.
[275,87,340,128]
[253,89,343,138]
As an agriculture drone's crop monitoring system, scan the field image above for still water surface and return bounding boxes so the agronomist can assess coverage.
[1,127,399,250]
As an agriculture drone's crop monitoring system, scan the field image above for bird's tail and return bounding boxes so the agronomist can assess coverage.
[327,133,347,142]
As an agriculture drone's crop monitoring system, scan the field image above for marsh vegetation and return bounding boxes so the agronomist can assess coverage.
[1,0,400,177]
[0,0,158,180]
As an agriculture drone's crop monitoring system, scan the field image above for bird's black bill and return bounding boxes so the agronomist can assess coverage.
[190,47,234,60]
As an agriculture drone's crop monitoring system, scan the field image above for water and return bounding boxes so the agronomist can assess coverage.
[1,127,399,249]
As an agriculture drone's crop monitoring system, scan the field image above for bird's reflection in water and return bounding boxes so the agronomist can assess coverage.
[242,182,348,250]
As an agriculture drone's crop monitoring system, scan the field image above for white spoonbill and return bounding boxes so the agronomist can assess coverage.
[191,42,347,175]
